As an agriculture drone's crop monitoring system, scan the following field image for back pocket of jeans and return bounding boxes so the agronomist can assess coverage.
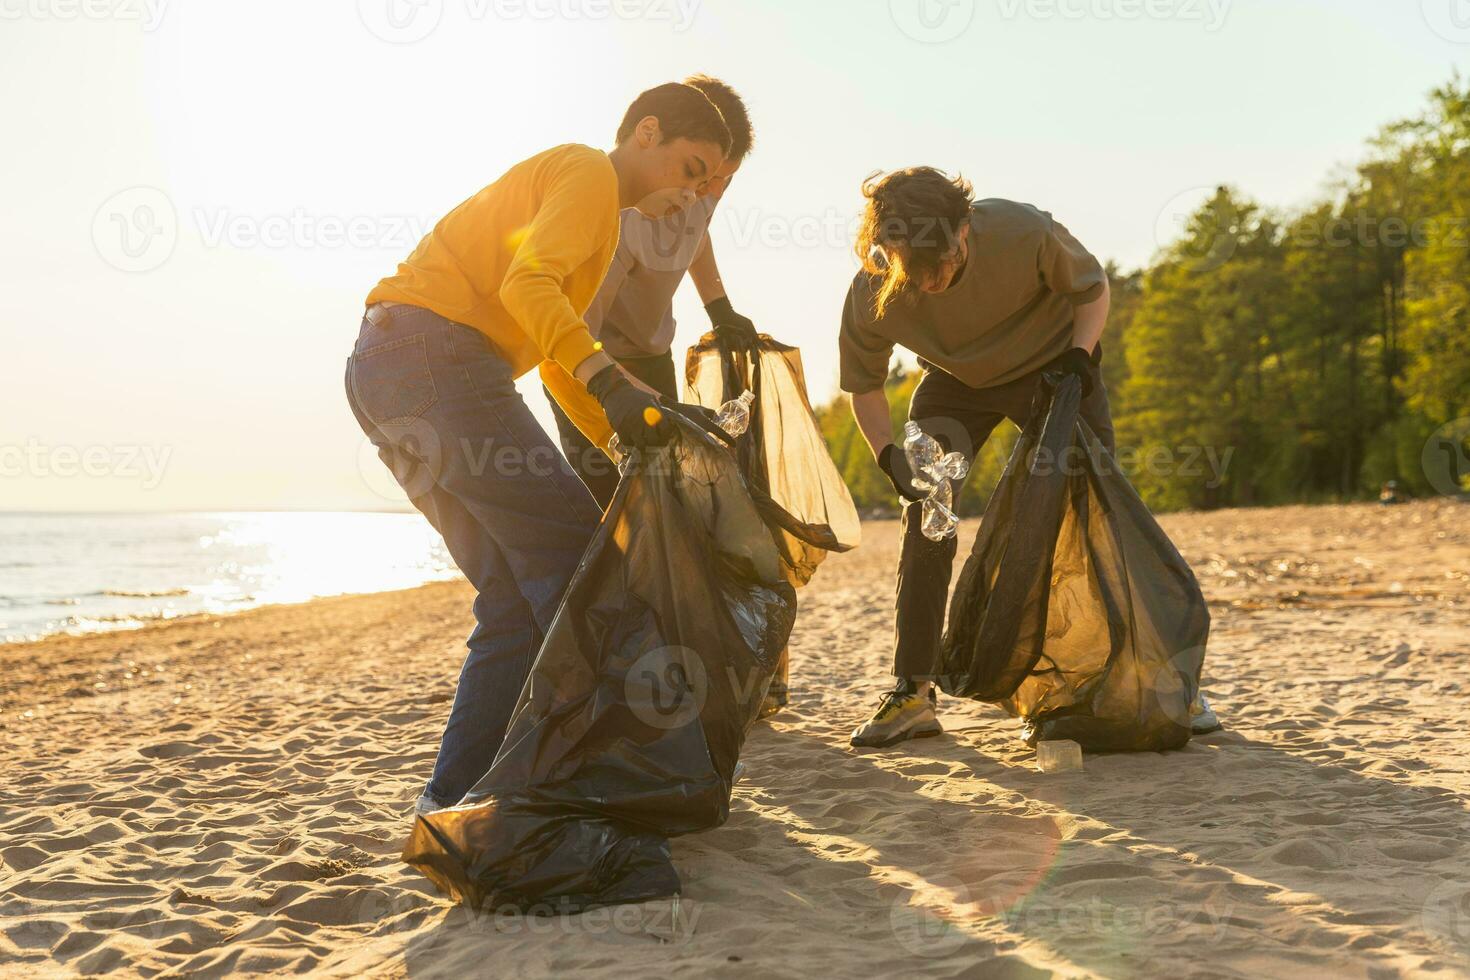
[350,333,438,425]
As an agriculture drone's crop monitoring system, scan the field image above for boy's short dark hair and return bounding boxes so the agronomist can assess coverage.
[856,167,975,317]
[684,75,754,163]
[616,82,732,157]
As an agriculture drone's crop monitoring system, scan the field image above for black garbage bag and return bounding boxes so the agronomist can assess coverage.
[402,413,797,912]
[685,332,862,587]
[937,373,1209,752]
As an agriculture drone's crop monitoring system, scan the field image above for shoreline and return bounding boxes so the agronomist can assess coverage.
[0,577,463,650]
[2,495,1447,649]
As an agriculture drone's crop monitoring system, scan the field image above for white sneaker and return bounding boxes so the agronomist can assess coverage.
[1190,693,1223,735]
[414,792,445,817]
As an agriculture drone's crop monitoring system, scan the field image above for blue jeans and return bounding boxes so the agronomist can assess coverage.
[345,305,601,805]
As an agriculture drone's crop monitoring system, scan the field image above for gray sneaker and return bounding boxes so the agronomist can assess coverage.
[414,792,446,818]
[850,682,942,748]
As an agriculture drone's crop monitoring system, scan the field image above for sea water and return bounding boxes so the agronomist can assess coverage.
[0,512,456,643]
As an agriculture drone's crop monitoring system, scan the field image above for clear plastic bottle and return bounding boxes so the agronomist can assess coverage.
[922,481,959,542]
[714,390,756,438]
[903,421,942,491]
[902,421,970,542]
[606,432,628,467]
[607,389,754,463]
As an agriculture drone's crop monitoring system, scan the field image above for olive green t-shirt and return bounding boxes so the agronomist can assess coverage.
[839,199,1106,393]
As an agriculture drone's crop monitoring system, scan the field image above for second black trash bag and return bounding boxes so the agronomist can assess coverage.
[937,373,1210,752]
[402,413,796,912]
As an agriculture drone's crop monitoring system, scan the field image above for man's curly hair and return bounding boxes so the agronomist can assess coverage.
[856,167,974,317]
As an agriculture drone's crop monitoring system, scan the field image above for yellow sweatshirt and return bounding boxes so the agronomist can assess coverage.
[366,144,619,448]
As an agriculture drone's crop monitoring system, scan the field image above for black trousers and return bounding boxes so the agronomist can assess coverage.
[894,349,1117,679]
[545,350,679,509]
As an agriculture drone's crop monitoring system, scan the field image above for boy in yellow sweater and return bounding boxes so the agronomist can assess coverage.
[346,82,732,814]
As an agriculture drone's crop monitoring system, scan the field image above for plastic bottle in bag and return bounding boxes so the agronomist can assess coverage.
[714,390,756,438]
[903,421,970,542]
[609,390,755,462]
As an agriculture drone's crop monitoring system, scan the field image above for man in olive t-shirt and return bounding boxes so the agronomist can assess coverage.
[840,167,1116,749]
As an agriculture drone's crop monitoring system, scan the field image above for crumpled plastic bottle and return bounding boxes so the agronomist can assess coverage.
[903,421,970,542]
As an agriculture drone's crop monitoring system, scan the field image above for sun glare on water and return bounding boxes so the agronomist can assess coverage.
[0,512,458,643]
[198,512,457,608]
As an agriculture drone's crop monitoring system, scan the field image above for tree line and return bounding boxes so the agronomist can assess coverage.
[817,75,1470,514]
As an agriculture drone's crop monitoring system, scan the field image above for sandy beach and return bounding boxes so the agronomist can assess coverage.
[2,499,1469,978]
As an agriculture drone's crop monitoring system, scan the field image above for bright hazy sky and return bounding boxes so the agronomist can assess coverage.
[3,0,1467,512]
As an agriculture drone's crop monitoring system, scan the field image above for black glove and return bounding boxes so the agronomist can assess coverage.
[1049,346,1096,399]
[706,297,758,351]
[657,397,735,446]
[587,365,675,450]
[878,444,925,503]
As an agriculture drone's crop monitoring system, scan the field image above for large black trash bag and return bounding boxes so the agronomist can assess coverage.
[937,373,1210,752]
[402,413,797,913]
[685,332,862,588]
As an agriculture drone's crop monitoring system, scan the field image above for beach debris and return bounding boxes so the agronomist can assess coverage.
[609,389,752,462]
[712,389,755,438]
[1036,740,1084,773]
[904,421,969,542]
